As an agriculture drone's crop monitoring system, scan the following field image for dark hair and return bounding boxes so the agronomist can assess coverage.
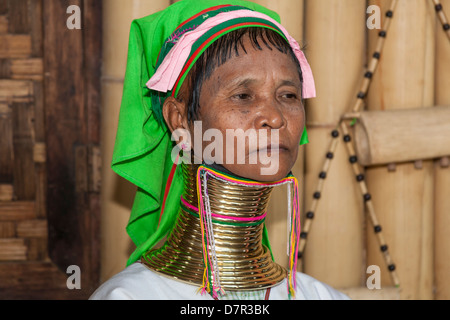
[183,27,304,122]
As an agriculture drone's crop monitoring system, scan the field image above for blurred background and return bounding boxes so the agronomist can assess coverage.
[0,0,449,300]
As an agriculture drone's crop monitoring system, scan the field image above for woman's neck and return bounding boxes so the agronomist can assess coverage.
[141,163,287,292]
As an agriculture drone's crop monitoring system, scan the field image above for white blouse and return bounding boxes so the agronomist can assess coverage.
[89,262,350,300]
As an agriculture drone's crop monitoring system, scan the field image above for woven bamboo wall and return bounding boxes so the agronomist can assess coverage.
[0,0,102,299]
[0,0,49,274]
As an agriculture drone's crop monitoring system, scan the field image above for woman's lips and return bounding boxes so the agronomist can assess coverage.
[248,144,289,155]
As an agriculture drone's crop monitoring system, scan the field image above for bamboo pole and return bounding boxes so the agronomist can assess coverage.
[354,106,450,166]
[101,0,171,282]
[366,0,435,300]
[434,0,450,301]
[249,0,304,41]
[301,0,365,289]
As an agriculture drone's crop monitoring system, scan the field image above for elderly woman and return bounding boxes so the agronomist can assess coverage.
[90,0,349,300]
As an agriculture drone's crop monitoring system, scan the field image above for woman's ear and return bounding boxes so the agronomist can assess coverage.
[162,96,189,137]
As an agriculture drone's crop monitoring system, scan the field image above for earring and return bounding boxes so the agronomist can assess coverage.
[180,141,192,152]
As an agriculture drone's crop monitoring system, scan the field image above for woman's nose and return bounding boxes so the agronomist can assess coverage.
[254,98,286,129]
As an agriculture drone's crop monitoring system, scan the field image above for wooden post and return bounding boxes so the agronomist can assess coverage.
[366,0,435,300]
[434,0,450,301]
[42,0,102,296]
[301,0,365,289]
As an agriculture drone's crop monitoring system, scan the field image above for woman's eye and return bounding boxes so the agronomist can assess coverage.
[233,93,251,100]
[282,93,298,99]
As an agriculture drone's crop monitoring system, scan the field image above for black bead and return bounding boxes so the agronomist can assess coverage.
[313,192,321,199]
[306,211,314,219]
[300,232,308,239]
[388,264,396,271]
[444,23,450,31]
[326,152,334,159]
[364,193,372,202]
[349,155,358,164]
[364,71,373,79]
[357,92,365,99]
[374,225,382,233]
[331,130,339,138]
[343,135,351,142]
[435,4,443,11]
[380,245,388,252]
[373,52,381,59]
[319,171,327,179]
[297,251,303,259]
[386,10,393,18]
[379,30,387,37]
[356,174,365,182]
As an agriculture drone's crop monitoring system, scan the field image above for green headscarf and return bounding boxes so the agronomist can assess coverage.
[112,0,308,266]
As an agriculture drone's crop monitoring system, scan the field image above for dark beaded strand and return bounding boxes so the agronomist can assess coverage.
[340,122,400,285]
[297,128,340,260]
[331,130,339,138]
[433,0,450,40]
[357,92,365,99]
[352,2,398,113]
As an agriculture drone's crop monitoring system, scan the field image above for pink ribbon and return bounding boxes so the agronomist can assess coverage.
[147,9,316,99]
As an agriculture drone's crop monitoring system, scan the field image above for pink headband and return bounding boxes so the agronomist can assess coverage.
[147,10,316,99]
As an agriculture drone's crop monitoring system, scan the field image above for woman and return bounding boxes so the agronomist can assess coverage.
[90,0,349,300]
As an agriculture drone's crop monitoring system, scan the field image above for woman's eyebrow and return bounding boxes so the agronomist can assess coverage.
[224,78,301,90]
[228,77,258,89]
[279,79,302,88]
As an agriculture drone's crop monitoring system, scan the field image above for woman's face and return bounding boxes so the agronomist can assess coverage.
[184,35,305,181]
[193,35,305,181]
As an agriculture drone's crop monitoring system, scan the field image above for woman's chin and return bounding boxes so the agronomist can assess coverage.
[222,163,291,182]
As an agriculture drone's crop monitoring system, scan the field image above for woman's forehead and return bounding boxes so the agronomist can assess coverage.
[203,39,302,89]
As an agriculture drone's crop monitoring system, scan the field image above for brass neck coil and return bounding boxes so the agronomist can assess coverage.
[141,164,287,291]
